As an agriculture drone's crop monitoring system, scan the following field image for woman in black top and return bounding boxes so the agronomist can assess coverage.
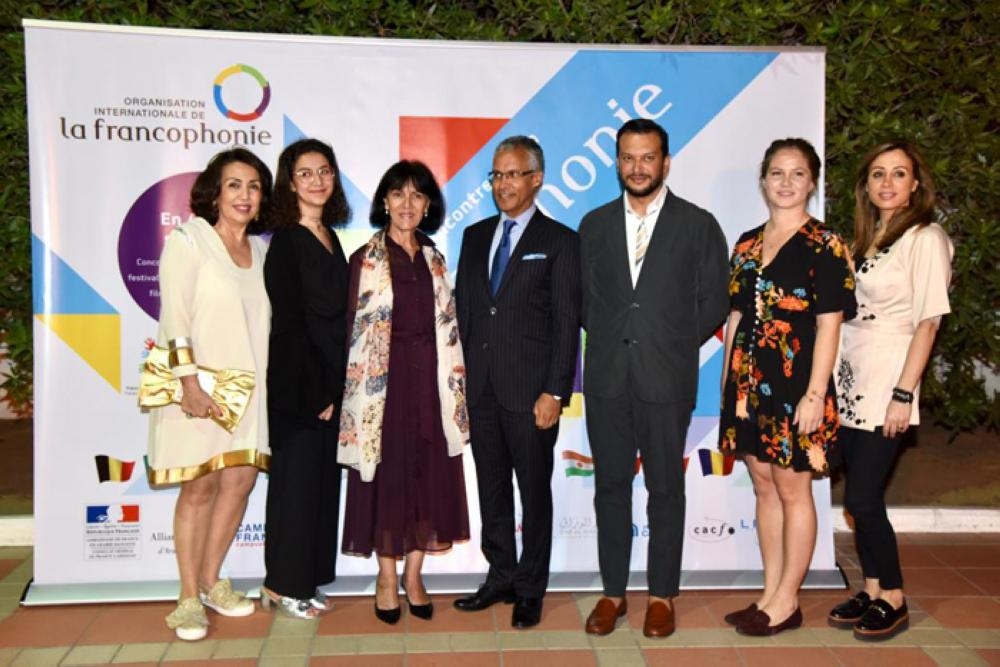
[262,139,350,618]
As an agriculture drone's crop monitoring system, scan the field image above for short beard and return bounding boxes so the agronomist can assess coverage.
[620,174,663,199]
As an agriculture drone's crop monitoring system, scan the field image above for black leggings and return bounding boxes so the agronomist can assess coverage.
[840,426,904,590]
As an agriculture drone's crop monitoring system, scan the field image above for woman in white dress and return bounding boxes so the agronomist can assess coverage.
[828,141,953,641]
[148,148,273,640]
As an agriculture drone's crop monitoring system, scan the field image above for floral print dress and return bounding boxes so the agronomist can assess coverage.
[719,219,856,474]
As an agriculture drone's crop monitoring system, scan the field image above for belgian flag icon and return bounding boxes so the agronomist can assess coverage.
[95,455,136,483]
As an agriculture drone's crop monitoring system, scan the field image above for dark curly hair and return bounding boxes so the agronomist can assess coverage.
[271,138,351,230]
[189,147,272,234]
[369,160,445,234]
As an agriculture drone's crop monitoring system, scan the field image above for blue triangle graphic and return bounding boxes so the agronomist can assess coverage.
[440,50,778,260]
[32,234,117,315]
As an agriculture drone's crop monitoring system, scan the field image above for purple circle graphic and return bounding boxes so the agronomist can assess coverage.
[118,172,200,319]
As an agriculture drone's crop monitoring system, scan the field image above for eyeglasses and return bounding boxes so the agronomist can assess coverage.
[293,167,334,182]
[488,169,537,182]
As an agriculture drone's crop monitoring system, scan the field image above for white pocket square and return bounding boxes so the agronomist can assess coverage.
[522,253,547,260]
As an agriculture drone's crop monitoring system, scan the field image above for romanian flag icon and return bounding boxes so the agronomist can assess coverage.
[697,449,736,476]
[95,455,136,483]
[562,450,594,477]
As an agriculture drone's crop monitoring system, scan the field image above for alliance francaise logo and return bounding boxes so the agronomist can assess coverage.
[213,64,271,122]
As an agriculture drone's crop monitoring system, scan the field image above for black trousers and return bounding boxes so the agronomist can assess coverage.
[840,426,904,590]
[263,424,342,599]
[586,392,691,598]
[469,381,557,599]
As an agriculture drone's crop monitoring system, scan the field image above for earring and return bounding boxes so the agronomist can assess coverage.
[423,209,428,218]
[384,206,389,215]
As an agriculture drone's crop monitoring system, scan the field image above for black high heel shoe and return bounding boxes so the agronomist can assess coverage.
[374,602,401,625]
[401,582,434,620]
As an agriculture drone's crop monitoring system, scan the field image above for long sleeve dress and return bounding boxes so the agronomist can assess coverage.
[719,219,856,474]
[341,233,470,558]
[262,223,349,598]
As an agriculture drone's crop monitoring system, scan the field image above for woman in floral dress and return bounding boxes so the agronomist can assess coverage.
[719,138,856,636]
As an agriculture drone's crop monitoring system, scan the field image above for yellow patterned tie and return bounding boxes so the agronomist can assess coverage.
[636,218,649,268]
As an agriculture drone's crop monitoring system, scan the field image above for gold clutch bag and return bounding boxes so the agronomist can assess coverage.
[138,346,255,433]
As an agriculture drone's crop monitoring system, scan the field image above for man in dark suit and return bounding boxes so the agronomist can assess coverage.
[454,136,581,629]
[579,119,729,638]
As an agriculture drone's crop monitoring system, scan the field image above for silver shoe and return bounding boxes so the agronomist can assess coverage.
[260,585,319,619]
[310,588,334,612]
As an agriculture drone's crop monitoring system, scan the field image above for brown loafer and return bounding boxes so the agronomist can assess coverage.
[736,607,802,636]
[643,600,676,638]
[585,597,628,635]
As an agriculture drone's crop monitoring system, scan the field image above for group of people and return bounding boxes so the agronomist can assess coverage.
[146,119,952,645]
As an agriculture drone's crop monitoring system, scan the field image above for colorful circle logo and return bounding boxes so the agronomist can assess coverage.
[213,64,271,122]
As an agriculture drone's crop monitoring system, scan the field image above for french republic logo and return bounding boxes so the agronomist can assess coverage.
[86,504,140,523]
[213,64,271,122]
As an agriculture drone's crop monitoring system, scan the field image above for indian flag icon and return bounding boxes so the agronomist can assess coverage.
[562,450,594,477]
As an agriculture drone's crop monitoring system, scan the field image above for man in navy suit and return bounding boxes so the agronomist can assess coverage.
[579,119,729,638]
[454,136,581,628]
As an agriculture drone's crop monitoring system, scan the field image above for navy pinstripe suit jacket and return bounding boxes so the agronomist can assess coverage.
[455,209,581,413]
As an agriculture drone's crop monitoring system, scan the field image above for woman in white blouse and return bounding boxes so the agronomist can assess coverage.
[828,141,953,641]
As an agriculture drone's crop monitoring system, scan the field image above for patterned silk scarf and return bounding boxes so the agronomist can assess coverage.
[337,230,470,482]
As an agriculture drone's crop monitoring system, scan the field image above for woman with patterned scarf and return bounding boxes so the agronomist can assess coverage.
[338,160,470,625]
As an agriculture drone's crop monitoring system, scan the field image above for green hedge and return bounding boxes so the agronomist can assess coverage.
[1,1,996,429]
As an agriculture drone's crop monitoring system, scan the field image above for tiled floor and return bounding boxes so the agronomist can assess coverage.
[0,533,998,665]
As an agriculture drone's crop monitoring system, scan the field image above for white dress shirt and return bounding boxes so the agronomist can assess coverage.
[623,185,668,287]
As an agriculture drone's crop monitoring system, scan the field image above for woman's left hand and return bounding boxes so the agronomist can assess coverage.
[882,400,912,439]
[793,395,824,434]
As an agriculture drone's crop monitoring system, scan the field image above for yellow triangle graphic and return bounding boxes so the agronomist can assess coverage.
[37,314,121,392]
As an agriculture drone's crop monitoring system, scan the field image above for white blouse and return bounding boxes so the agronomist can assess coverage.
[835,223,953,431]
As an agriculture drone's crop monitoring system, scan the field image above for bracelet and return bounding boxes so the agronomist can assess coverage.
[891,387,914,404]
[804,389,824,402]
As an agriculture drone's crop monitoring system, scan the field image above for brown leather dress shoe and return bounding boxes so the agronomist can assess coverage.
[585,597,628,635]
[643,600,676,638]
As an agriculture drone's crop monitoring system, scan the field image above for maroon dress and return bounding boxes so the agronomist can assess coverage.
[341,233,470,558]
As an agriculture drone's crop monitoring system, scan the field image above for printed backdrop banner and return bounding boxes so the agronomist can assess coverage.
[25,20,830,589]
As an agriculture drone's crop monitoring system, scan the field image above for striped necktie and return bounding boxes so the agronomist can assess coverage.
[635,218,649,268]
[490,218,516,296]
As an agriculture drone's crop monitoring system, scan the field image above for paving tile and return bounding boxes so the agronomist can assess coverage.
[310,656,404,666]
[526,592,583,631]
[503,649,597,666]
[953,630,1000,649]
[587,628,639,649]
[878,627,962,647]
[356,633,404,654]
[260,636,311,657]
[211,637,264,658]
[594,648,646,666]
[539,629,591,649]
[798,593,852,628]
[316,598,404,636]
[923,646,992,665]
[60,643,119,665]
[403,632,451,652]
[9,646,68,667]
[407,653,499,666]
[899,544,948,567]
[644,646,743,666]
[903,568,984,596]
[497,631,545,650]
[402,596,494,633]
[959,568,1000,596]
[310,635,358,656]
[0,584,25,601]
[811,627,864,646]
[915,597,1000,629]
[737,645,840,665]
[78,602,176,644]
[110,641,168,663]
[267,615,317,637]
[448,631,498,652]
[0,564,20,583]
[769,627,826,646]
[255,658,308,667]
[640,628,735,648]
[161,638,219,661]
[925,545,1000,568]
[0,606,96,648]
[0,648,17,666]
[829,646,937,666]
[181,660,256,666]
[978,648,1000,666]
[671,594,730,628]
[208,610,274,640]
